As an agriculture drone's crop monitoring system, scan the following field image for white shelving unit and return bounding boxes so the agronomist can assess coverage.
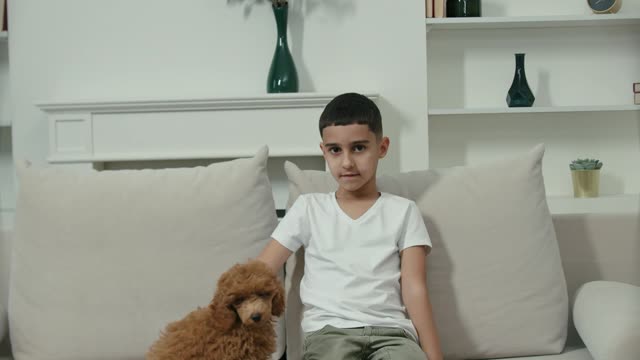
[426,14,640,30]
[426,13,640,214]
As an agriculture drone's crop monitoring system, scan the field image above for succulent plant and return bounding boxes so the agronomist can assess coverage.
[570,158,603,170]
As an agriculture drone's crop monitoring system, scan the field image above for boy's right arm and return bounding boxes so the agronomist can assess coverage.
[256,239,293,274]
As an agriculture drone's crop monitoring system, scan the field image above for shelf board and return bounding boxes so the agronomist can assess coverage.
[426,14,640,30]
[547,194,639,214]
[428,105,640,116]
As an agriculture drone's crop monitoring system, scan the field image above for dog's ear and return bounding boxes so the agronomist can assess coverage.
[271,280,285,317]
[210,291,237,332]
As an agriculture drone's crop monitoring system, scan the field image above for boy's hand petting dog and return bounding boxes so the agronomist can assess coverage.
[146,260,285,360]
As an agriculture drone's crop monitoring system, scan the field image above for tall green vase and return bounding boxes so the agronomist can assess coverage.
[267,3,298,93]
[506,53,535,107]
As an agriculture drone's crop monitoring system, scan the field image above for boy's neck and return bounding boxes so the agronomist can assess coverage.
[335,181,380,201]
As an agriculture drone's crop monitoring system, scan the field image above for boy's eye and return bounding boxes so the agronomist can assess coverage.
[329,147,341,154]
[353,145,366,152]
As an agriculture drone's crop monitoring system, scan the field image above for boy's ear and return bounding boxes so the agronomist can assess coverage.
[378,136,390,158]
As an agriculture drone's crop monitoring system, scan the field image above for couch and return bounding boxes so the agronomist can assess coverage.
[0,145,638,360]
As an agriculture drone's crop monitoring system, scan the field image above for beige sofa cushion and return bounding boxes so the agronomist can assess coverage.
[9,147,283,360]
[487,347,592,360]
[283,144,568,360]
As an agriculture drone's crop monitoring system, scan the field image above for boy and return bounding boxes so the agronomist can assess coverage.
[257,93,443,360]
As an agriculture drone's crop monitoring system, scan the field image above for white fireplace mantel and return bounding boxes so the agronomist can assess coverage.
[37,92,378,164]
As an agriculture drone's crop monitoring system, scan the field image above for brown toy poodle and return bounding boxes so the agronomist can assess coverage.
[146,260,285,360]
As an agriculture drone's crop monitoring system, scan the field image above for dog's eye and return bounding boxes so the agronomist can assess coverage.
[257,292,271,298]
[233,297,245,305]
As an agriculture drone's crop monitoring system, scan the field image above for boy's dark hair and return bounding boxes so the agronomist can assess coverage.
[319,93,382,138]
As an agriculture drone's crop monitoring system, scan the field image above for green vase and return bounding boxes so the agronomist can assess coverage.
[267,3,298,93]
[506,53,535,107]
[447,0,481,17]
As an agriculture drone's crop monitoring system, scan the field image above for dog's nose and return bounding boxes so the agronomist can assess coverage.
[251,313,262,322]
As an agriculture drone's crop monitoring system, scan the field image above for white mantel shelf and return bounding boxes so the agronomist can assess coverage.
[38,93,379,164]
[37,93,374,113]
[425,14,640,30]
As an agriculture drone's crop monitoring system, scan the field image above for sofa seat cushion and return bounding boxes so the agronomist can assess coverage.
[488,346,592,360]
[283,145,569,360]
[9,147,283,360]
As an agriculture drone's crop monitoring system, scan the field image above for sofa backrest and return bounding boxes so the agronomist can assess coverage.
[1,203,639,356]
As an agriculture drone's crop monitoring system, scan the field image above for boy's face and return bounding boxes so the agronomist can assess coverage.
[320,124,389,197]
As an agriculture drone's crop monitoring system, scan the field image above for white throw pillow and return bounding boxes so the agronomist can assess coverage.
[9,147,284,360]
[283,144,568,360]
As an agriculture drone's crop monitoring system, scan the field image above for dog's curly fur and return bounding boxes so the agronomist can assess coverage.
[146,260,285,360]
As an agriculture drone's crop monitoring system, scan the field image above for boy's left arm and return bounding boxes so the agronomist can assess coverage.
[401,246,443,360]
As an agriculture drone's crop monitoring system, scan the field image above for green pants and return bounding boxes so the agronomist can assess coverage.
[303,325,427,360]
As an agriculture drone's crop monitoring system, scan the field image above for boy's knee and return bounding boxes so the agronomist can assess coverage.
[304,338,362,360]
[371,338,427,360]
[303,327,364,360]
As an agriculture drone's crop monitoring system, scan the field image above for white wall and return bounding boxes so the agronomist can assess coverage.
[1,1,429,342]
[9,0,428,172]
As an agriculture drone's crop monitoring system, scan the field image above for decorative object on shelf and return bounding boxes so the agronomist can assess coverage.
[570,158,603,198]
[634,82,640,105]
[506,53,535,107]
[587,0,621,14]
[447,0,481,17]
[267,0,298,93]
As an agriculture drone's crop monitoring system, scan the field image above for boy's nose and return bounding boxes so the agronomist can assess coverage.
[342,155,354,168]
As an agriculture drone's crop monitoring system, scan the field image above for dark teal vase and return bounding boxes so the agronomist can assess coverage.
[506,53,535,107]
[447,0,481,17]
[267,3,298,93]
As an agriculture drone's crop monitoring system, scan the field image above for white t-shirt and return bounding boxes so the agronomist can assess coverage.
[271,192,431,341]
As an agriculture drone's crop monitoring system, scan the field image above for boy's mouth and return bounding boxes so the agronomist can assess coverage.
[341,173,359,179]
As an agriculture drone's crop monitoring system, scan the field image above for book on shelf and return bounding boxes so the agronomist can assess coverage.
[426,0,433,18]
[435,0,445,18]
[635,93,640,105]
[634,82,640,94]
[0,0,5,32]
